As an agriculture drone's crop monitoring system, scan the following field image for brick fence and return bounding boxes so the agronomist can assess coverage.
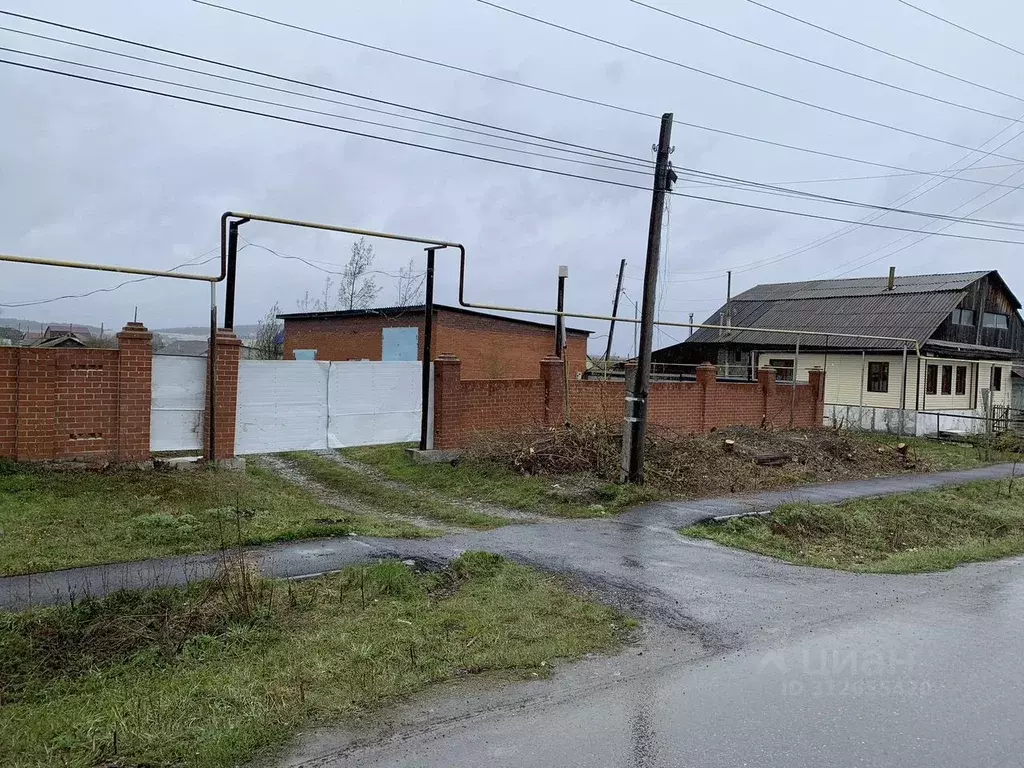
[0,322,243,464]
[433,356,825,450]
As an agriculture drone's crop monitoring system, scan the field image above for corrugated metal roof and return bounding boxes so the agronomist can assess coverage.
[278,303,593,335]
[686,271,987,349]
[731,271,989,302]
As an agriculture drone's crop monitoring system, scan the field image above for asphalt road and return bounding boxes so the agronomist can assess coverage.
[3,463,1022,767]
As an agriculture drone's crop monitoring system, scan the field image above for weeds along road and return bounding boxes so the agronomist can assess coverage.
[3,463,1023,767]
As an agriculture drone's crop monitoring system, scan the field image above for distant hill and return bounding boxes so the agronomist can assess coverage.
[0,317,107,337]
[156,324,260,339]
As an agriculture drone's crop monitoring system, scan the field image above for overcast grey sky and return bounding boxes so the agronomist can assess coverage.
[2,0,1023,353]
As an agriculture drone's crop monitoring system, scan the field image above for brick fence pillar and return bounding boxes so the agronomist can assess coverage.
[15,350,56,462]
[540,356,566,427]
[116,322,154,462]
[432,354,462,450]
[204,329,242,460]
[696,362,717,432]
[758,366,777,427]
[807,367,826,426]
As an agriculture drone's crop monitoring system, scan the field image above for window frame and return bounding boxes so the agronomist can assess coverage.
[768,357,794,382]
[982,312,1009,330]
[992,366,1003,392]
[926,364,938,395]
[941,364,953,395]
[952,308,975,326]
[955,365,967,396]
[866,361,889,393]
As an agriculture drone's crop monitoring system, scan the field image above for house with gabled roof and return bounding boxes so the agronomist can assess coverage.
[652,269,1024,434]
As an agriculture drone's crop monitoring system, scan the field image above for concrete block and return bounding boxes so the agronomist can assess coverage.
[405,447,461,464]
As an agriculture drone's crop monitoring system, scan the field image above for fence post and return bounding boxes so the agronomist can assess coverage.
[696,362,717,432]
[758,366,777,428]
[541,355,566,427]
[14,349,56,462]
[807,367,825,428]
[432,354,462,450]
[116,322,153,462]
[204,328,242,462]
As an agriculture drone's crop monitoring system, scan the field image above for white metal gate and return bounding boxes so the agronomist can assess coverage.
[150,355,207,452]
[234,360,422,455]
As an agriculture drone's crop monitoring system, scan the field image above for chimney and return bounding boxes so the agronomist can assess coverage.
[887,266,896,291]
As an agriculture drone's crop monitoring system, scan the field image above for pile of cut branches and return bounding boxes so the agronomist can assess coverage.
[467,421,622,478]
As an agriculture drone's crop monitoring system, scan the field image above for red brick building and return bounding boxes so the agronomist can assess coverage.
[278,304,592,379]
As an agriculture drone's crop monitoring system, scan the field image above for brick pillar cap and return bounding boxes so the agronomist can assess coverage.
[697,361,717,369]
[213,328,243,346]
[435,353,460,362]
[541,355,562,362]
[117,322,152,339]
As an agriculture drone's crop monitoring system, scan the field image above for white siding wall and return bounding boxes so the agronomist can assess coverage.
[917,360,975,412]
[756,351,1011,415]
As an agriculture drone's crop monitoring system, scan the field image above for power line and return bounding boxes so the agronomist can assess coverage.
[665,104,1024,282]
[16,28,1024,225]
[741,163,1024,188]
[8,57,1024,248]
[673,165,1024,230]
[0,25,654,172]
[474,0,1024,164]
[241,239,424,279]
[894,0,1024,60]
[25,34,1022,226]
[0,46,655,178]
[627,0,1012,121]
[185,2,1024,189]
[826,161,1024,279]
[0,9,652,169]
[0,248,224,308]
[740,0,1024,106]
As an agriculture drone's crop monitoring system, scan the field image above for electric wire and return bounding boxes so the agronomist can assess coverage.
[627,0,1012,121]
[6,59,1024,248]
[0,248,226,308]
[9,44,1024,231]
[183,1,1024,186]
[740,0,1024,106]
[0,9,651,168]
[0,25,655,172]
[473,0,1024,163]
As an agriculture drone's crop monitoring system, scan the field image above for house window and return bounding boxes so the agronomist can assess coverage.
[769,358,793,382]
[955,365,967,396]
[926,364,938,395]
[983,312,1009,329]
[941,365,952,395]
[952,308,975,326]
[992,366,1003,391]
[867,362,889,393]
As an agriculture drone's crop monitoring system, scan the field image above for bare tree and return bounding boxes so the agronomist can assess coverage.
[251,302,283,360]
[395,256,426,306]
[337,238,379,310]
[296,276,334,312]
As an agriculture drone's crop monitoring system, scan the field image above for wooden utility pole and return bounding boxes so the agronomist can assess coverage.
[603,258,627,366]
[621,112,675,484]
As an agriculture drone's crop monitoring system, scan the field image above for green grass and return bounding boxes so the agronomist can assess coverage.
[0,553,632,767]
[855,433,1014,471]
[342,444,658,518]
[283,451,517,528]
[0,461,427,576]
[684,477,1024,573]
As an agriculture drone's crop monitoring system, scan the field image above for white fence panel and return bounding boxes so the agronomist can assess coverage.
[150,356,207,452]
[327,362,421,448]
[235,361,330,454]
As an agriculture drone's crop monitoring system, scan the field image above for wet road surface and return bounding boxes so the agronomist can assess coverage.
[2,463,1022,766]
